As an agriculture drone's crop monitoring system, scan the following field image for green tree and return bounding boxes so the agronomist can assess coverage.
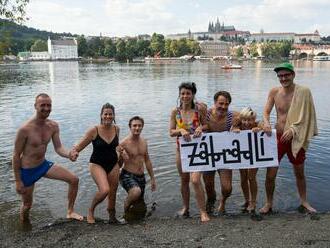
[0,29,11,55]
[87,37,104,57]
[260,41,292,59]
[104,39,116,58]
[278,40,292,57]
[248,43,259,57]
[9,38,25,54]
[261,42,275,58]
[177,38,190,56]
[187,39,201,55]
[30,39,47,51]
[170,39,179,56]
[220,36,227,41]
[0,0,29,22]
[236,37,246,45]
[126,38,137,61]
[115,39,126,62]
[136,39,151,57]
[150,33,165,56]
[235,46,244,57]
[77,35,88,57]
[0,40,10,56]
[164,39,172,57]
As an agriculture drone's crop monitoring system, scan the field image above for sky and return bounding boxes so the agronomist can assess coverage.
[25,0,330,37]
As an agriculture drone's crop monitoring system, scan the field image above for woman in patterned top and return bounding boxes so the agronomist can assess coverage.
[169,82,210,222]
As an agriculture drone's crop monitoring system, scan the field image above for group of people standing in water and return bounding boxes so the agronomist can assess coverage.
[12,62,318,224]
[13,96,155,224]
[170,62,318,222]
[170,83,261,222]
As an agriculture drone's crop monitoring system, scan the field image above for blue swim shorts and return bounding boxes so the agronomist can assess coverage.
[20,160,54,187]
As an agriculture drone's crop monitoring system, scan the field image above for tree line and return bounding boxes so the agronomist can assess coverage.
[0,20,201,61]
[77,33,201,62]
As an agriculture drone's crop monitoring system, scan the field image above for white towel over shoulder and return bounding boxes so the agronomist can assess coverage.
[284,84,318,158]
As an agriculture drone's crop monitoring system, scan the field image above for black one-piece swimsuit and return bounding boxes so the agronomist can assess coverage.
[89,126,118,174]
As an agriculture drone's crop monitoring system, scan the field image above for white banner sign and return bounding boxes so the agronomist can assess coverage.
[179,130,279,172]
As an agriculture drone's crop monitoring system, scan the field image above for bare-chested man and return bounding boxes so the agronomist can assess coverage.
[261,62,318,214]
[12,93,83,222]
[118,116,156,214]
[202,91,239,214]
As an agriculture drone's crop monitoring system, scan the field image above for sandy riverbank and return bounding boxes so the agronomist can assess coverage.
[1,212,329,248]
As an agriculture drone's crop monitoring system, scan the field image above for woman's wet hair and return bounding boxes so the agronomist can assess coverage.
[178,82,197,108]
[239,106,257,119]
[100,103,115,124]
[213,91,232,104]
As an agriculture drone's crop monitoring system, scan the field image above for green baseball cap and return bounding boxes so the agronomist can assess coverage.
[274,62,294,73]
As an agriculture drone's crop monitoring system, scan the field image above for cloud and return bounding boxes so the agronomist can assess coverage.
[221,0,330,34]
[104,0,176,35]
[26,0,93,35]
[23,0,330,37]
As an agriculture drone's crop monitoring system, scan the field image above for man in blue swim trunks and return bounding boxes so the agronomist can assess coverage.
[117,116,156,216]
[12,93,83,222]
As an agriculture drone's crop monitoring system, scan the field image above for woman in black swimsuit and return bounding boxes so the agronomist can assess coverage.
[72,103,122,224]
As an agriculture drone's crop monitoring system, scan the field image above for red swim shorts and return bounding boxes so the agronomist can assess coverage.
[277,133,306,165]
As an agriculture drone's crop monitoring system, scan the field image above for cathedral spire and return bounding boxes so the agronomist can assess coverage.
[215,17,221,33]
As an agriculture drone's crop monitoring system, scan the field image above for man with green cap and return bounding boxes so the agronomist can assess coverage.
[261,62,318,214]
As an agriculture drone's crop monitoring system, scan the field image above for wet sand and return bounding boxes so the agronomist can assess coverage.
[2,212,330,248]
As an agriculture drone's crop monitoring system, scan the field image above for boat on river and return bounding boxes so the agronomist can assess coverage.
[179,55,196,62]
[221,64,242,69]
[313,55,330,61]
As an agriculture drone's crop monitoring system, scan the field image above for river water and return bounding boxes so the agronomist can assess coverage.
[0,60,329,232]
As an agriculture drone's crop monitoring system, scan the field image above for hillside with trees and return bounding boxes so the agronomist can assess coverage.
[0,18,76,56]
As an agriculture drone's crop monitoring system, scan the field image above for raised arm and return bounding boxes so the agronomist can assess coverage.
[12,128,27,194]
[144,142,156,191]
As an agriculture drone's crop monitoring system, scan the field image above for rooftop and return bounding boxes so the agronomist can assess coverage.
[50,39,76,46]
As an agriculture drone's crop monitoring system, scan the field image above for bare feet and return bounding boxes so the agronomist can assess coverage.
[200,211,210,222]
[247,202,256,213]
[250,211,263,221]
[175,208,190,218]
[206,198,216,214]
[67,211,84,221]
[86,214,95,224]
[298,202,317,213]
[217,201,226,213]
[241,201,249,213]
[259,203,273,215]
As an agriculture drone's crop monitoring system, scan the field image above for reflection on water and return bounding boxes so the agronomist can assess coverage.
[1,60,330,232]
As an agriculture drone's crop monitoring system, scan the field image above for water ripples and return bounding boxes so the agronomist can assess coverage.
[1,61,330,230]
